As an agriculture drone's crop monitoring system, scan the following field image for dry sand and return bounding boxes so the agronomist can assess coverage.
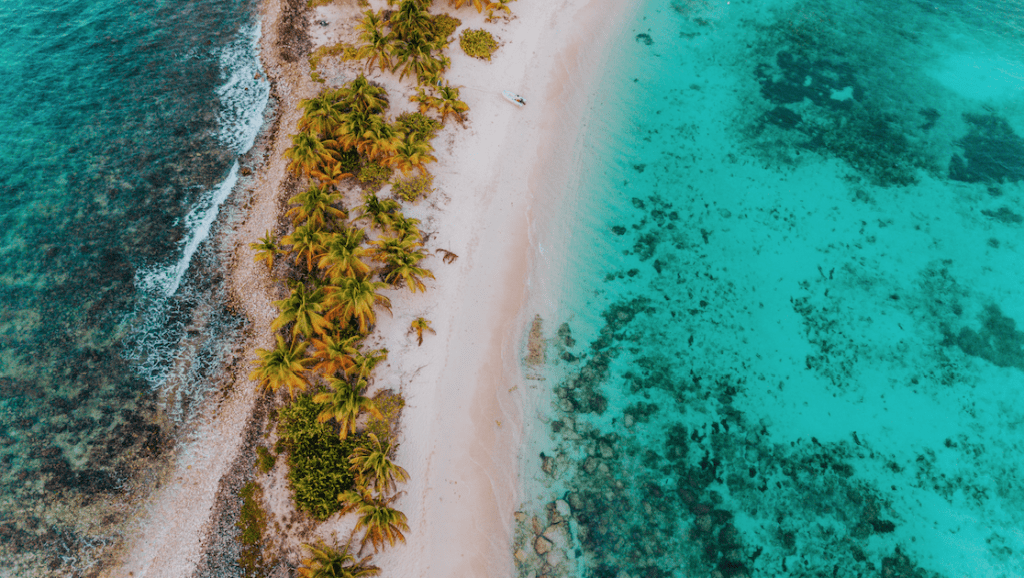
[107,0,631,575]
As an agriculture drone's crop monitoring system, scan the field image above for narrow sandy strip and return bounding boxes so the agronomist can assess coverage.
[107,0,631,575]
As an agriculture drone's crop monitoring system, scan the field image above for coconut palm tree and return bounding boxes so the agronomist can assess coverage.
[318,227,373,280]
[326,275,393,333]
[433,84,469,126]
[338,488,409,553]
[357,118,403,163]
[389,0,432,39]
[354,194,400,232]
[310,161,355,188]
[250,231,281,272]
[344,348,388,384]
[335,109,378,153]
[282,224,325,272]
[299,92,343,138]
[448,0,485,12]
[337,74,389,116]
[386,258,435,293]
[297,541,380,578]
[313,377,383,439]
[272,282,332,339]
[349,433,409,495]
[285,132,338,177]
[250,334,312,398]
[391,32,442,82]
[389,213,422,241]
[354,12,393,74]
[310,332,362,376]
[387,133,437,176]
[287,185,346,228]
[409,317,435,346]
[485,0,516,22]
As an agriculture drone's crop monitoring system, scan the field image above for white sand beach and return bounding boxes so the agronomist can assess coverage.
[107,0,631,575]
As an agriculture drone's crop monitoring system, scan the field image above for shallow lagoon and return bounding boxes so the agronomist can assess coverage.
[519,0,1024,576]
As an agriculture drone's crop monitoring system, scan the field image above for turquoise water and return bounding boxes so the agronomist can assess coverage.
[520,0,1024,577]
[0,0,268,573]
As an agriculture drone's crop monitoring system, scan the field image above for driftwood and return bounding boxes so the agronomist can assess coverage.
[435,248,459,264]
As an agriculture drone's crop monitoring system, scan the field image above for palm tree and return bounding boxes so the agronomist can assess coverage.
[297,541,380,578]
[287,185,346,228]
[313,377,383,439]
[409,317,435,346]
[285,132,338,177]
[326,275,393,333]
[318,227,373,280]
[357,118,402,163]
[298,92,343,138]
[272,281,332,338]
[337,74,389,115]
[389,0,432,39]
[335,109,377,153]
[282,224,325,272]
[433,84,469,126]
[391,31,442,82]
[449,0,485,12]
[310,332,362,376]
[250,334,312,398]
[387,133,437,176]
[338,488,409,553]
[344,348,388,384]
[250,230,281,272]
[354,194,400,232]
[311,161,355,188]
[349,433,409,495]
[371,235,434,292]
[485,0,516,21]
[354,12,393,74]
[389,213,422,241]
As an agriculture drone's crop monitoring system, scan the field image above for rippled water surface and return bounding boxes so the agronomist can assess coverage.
[520,0,1024,576]
[0,0,267,573]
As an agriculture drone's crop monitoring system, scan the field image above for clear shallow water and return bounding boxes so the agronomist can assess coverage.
[520,0,1024,577]
[0,0,267,573]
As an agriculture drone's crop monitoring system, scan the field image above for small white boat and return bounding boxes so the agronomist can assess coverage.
[502,90,526,107]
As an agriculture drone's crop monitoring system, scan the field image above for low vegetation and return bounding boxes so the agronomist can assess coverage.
[459,29,498,60]
[237,482,271,577]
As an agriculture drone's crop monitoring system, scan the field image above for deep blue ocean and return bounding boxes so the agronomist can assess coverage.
[0,0,267,573]
[522,0,1024,577]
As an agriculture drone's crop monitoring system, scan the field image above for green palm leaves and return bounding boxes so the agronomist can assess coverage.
[338,488,409,553]
[250,231,280,272]
[409,317,435,346]
[286,132,338,177]
[250,334,312,398]
[349,433,409,495]
[318,227,373,280]
[327,276,393,333]
[412,84,470,126]
[287,185,345,228]
[313,377,383,439]
[371,234,434,293]
[272,282,332,339]
[297,542,380,578]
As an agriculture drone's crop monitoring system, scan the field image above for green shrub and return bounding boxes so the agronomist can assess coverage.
[366,390,406,442]
[395,112,441,141]
[392,173,435,203]
[459,29,498,60]
[337,149,362,175]
[358,162,394,192]
[432,13,462,42]
[237,481,269,576]
[256,446,276,474]
[278,395,372,520]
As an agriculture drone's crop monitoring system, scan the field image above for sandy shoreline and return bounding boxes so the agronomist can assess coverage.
[106,0,630,575]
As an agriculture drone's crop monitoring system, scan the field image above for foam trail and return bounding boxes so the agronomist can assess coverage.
[216,22,270,153]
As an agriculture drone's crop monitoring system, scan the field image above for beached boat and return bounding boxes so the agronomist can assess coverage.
[502,90,526,107]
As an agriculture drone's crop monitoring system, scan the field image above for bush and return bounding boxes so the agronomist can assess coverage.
[394,112,441,141]
[366,390,406,442]
[237,482,269,576]
[256,446,276,474]
[358,162,394,192]
[432,13,462,42]
[309,43,359,81]
[460,29,498,60]
[392,173,435,203]
[278,396,371,520]
[337,149,362,175]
